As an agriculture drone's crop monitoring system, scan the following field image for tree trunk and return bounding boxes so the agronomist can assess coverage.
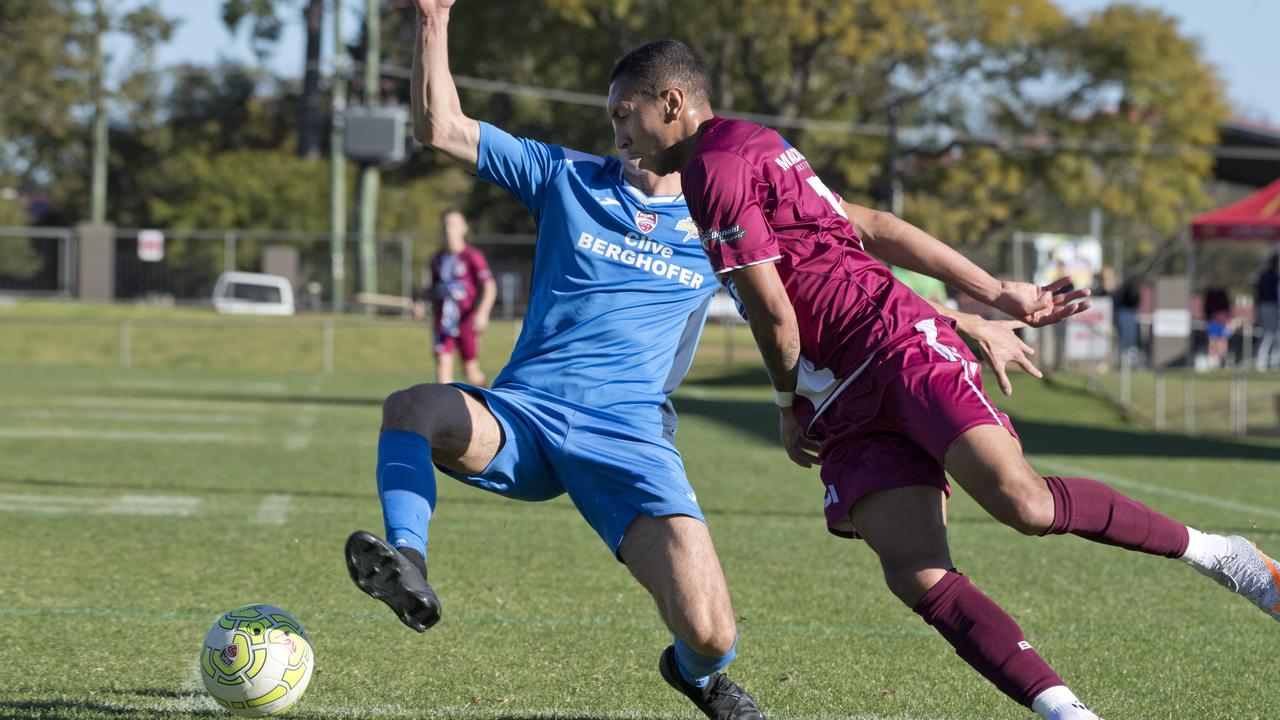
[298,0,323,159]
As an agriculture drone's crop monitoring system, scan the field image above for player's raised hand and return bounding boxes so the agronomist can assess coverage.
[779,407,819,468]
[967,319,1042,396]
[415,0,457,16]
[992,278,1091,328]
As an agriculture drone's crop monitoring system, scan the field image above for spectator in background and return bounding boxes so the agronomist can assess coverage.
[1114,274,1142,364]
[1203,278,1232,370]
[1255,254,1279,371]
[427,208,495,385]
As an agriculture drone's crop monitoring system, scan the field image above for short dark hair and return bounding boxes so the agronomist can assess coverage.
[609,39,710,107]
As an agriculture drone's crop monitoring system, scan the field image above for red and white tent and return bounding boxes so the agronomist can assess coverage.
[1192,178,1280,241]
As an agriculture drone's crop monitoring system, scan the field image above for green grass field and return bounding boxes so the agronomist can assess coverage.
[2,302,1280,719]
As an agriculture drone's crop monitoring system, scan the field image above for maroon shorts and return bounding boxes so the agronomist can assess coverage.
[793,318,1019,538]
[433,318,478,361]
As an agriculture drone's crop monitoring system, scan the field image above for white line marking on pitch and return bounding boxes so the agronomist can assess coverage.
[0,427,265,444]
[1030,456,1280,520]
[252,494,293,525]
[55,396,274,412]
[103,495,201,517]
[282,433,312,451]
[4,408,265,425]
[110,378,287,394]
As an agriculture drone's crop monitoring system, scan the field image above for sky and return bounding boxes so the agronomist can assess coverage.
[143,0,1279,126]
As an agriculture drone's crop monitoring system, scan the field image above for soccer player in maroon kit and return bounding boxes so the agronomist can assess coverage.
[607,40,1280,720]
[427,208,496,386]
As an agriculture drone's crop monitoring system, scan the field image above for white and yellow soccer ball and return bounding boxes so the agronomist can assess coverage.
[200,604,314,716]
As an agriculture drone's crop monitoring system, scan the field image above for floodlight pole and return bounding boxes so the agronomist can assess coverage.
[90,0,109,224]
[357,0,382,310]
[329,0,348,312]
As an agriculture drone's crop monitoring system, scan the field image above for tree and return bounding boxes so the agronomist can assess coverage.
[222,0,326,158]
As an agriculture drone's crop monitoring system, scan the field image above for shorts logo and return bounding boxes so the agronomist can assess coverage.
[675,217,700,243]
[1017,641,1033,651]
[699,225,746,250]
[635,211,659,233]
[823,484,839,509]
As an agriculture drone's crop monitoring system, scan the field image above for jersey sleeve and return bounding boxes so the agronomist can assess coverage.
[683,151,781,275]
[475,121,562,215]
[467,247,493,283]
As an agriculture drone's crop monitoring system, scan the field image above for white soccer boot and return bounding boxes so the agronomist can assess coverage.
[1192,535,1280,621]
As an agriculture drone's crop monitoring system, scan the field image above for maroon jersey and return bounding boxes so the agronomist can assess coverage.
[429,245,493,320]
[682,116,939,417]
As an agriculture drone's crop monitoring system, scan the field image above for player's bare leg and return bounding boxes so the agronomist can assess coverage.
[462,358,486,387]
[620,515,765,719]
[346,384,503,631]
[945,424,1280,622]
[434,351,455,384]
[849,484,1098,719]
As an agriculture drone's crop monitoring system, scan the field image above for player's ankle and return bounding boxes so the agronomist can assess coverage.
[1031,686,1096,720]
[1181,527,1232,568]
[397,546,427,576]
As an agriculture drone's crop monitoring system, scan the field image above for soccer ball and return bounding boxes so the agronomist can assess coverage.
[200,604,314,716]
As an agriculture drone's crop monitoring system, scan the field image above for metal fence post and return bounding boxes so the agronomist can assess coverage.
[224,232,237,273]
[401,234,413,307]
[1184,375,1195,433]
[322,320,334,375]
[1119,348,1132,406]
[119,319,132,369]
[1154,372,1165,432]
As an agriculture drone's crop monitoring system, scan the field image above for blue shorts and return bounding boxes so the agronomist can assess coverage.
[438,383,705,557]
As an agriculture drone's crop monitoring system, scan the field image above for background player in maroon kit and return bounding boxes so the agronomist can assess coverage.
[606,39,1280,720]
[427,208,496,385]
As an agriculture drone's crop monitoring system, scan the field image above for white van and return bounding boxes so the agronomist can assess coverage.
[212,272,296,316]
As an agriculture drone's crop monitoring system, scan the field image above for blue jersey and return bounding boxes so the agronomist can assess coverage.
[475,122,717,437]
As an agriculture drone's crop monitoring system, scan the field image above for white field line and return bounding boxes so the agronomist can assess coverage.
[1030,456,1280,521]
[102,495,201,517]
[0,427,266,444]
[0,493,199,517]
[282,433,312,451]
[252,494,294,525]
[54,396,275,412]
[3,408,265,425]
[170,659,220,714]
[40,694,943,720]
[109,378,288,394]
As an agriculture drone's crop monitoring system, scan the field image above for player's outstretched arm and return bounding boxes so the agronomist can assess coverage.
[841,201,1091,328]
[929,300,1041,396]
[727,262,818,468]
[412,0,479,171]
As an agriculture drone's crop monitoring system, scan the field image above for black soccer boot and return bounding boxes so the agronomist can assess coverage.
[658,644,766,719]
[344,530,441,632]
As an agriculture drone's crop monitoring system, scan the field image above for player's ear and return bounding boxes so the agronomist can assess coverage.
[660,87,684,122]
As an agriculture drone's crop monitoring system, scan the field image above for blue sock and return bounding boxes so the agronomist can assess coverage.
[674,635,737,689]
[376,430,436,558]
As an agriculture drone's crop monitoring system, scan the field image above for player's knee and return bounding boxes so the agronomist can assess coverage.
[881,566,948,607]
[682,617,737,658]
[990,482,1054,535]
[381,384,445,436]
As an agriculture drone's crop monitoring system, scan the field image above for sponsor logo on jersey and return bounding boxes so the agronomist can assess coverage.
[635,210,659,233]
[699,225,746,251]
[597,197,622,206]
[774,146,807,171]
[1017,641,1033,651]
[675,217,700,243]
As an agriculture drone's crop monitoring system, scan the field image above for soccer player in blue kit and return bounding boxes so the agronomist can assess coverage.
[345,1,1047,717]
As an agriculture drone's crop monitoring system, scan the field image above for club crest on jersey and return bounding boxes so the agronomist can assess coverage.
[635,210,659,233]
[675,217,700,243]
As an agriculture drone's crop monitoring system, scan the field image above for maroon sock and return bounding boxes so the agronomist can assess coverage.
[1041,475,1189,558]
[913,571,1062,707]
